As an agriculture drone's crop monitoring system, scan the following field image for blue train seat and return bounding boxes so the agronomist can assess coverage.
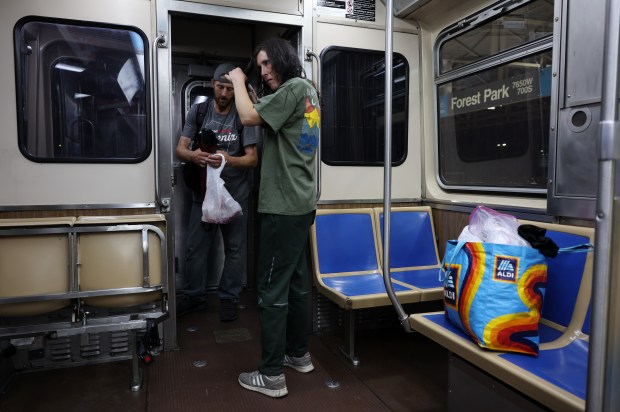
[310,208,422,364]
[534,226,592,342]
[311,208,421,310]
[374,206,443,301]
[409,221,594,412]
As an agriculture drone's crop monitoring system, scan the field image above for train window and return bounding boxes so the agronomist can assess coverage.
[182,81,214,125]
[438,0,554,74]
[14,18,150,163]
[435,0,553,192]
[320,46,408,166]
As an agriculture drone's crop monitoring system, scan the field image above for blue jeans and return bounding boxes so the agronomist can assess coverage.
[183,193,248,301]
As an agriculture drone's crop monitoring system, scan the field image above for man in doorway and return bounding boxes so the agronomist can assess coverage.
[176,62,258,321]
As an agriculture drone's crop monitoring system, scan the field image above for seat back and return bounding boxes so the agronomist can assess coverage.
[0,218,75,317]
[77,215,166,308]
[374,206,440,270]
[311,209,380,276]
[520,221,594,334]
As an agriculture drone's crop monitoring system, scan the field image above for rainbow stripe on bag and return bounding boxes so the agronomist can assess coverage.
[442,241,548,356]
[483,264,547,354]
[458,243,486,344]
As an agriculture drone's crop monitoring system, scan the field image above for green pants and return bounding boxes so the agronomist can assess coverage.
[257,212,315,376]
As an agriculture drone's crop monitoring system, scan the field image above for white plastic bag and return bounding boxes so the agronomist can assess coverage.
[201,154,242,224]
[467,205,530,247]
[457,225,483,243]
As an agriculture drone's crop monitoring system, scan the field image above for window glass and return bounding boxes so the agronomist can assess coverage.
[439,0,554,74]
[15,19,149,162]
[182,81,213,125]
[438,51,552,189]
[320,47,408,166]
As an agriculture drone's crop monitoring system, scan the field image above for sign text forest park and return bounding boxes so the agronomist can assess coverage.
[446,74,539,116]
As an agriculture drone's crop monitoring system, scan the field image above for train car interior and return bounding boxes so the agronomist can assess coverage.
[1,0,619,410]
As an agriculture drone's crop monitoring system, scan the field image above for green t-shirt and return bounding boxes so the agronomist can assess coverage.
[254,78,320,215]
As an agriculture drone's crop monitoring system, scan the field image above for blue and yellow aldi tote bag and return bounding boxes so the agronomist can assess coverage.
[441,240,547,356]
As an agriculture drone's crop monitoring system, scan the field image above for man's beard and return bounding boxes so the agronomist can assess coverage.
[215,96,232,111]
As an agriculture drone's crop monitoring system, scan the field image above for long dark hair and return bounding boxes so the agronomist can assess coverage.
[246,37,306,96]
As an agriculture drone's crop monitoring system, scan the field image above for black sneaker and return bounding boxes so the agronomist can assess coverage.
[220,299,238,322]
[176,296,207,316]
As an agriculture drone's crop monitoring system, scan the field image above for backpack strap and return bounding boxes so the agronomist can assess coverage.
[190,99,210,150]
[196,98,209,130]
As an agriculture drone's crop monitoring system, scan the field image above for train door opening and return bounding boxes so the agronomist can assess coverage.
[168,13,302,297]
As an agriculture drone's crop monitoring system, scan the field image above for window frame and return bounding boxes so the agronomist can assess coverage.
[13,16,151,164]
[434,0,554,194]
[319,45,409,167]
[182,79,213,126]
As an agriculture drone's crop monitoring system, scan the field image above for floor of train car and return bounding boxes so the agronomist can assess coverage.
[0,290,449,412]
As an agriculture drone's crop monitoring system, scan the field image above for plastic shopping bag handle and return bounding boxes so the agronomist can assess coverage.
[557,243,594,254]
[210,153,226,173]
[439,240,466,282]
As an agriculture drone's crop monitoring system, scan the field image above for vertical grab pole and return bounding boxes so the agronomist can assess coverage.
[152,34,169,211]
[588,0,620,409]
[382,0,411,331]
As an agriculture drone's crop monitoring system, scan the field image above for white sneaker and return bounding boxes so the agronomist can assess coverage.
[283,352,315,373]
[238,370,288,398]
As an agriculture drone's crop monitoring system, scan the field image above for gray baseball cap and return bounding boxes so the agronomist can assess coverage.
[213,63,235,83]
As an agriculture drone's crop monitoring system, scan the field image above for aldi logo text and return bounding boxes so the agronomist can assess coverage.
[443,264,460,308]
[493,255,519,283]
